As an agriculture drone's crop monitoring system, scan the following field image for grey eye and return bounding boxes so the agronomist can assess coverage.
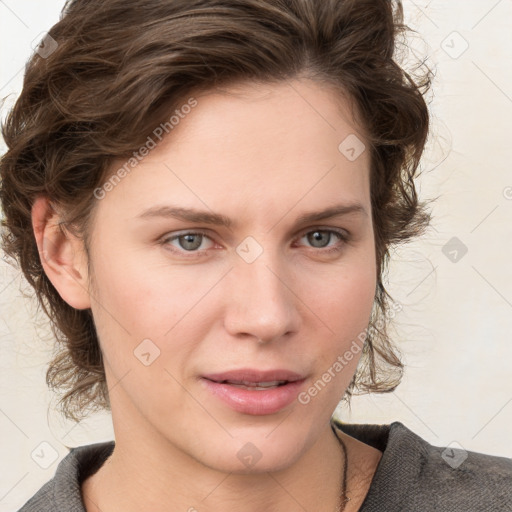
[177,233,204,251]
[306,230,333,248]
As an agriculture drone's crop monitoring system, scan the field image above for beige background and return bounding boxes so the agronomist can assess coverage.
[1,1,511,510]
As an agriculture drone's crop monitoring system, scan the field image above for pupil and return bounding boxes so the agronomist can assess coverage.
[180,234,202,250]
[309,231,329,248]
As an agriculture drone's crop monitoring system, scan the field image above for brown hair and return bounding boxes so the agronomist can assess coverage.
[0,0,433,421]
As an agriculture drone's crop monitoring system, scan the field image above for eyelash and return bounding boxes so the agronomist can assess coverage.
[160,228,350,258]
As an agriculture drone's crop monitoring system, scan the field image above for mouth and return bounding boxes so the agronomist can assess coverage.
[215,380,289,390]
[203,368,304,382]
[200,368,306,415]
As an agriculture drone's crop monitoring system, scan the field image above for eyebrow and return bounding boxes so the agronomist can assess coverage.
[137,203,368,229]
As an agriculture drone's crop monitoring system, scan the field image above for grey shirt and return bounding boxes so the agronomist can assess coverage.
[18,421,512,511]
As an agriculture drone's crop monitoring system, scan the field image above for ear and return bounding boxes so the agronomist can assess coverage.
[31,195,91,310]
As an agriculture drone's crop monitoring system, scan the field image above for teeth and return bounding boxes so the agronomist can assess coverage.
[224,380,287,389]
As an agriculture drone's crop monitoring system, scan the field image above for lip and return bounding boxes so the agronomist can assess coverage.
[202,368,304,383]
[201,368,306,415]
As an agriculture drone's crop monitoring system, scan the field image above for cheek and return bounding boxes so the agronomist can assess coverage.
[311,268,376,399]
[333,270,376,333]
[298,248,377,373]
[89,244,180,333]
[87,243,220,374]
[86,244,167,366]
[305,254,376,330]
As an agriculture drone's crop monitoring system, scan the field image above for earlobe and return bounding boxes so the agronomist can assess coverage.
[31,195,91,310]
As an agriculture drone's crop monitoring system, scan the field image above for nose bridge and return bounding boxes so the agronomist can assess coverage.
[224,240,300,341]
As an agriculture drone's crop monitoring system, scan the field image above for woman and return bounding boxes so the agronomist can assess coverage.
[1,0,511,510]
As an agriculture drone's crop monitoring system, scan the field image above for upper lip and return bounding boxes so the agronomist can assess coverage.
[202,368,305,384]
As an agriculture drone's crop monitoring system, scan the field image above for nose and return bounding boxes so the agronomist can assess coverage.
[222,246,301,344]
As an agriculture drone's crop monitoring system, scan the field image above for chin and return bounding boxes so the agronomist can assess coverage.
[203,450,299,475]
[191,430,308,475]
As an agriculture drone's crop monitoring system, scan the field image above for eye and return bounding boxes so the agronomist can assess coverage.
[297,229,349,253]
[161,231,215,254]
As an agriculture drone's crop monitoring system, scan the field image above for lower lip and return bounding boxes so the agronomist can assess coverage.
[200,378,305,415]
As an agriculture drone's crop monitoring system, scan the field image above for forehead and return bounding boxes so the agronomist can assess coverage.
[168,78,367,158]
[95,78,371,225]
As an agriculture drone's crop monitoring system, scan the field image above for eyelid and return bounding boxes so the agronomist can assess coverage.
[294,225,350,240]
[160,229,216,248]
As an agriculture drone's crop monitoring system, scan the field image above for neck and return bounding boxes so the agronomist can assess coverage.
[82,411,346,512]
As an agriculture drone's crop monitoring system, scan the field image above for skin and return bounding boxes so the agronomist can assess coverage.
[33,78,382,512]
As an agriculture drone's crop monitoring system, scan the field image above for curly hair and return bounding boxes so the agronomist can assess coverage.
[0,0,433,421]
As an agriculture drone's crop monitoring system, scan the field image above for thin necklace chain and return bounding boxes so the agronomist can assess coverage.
[335,432,350,512]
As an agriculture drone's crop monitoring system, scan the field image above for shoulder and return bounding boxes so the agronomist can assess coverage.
[17,441,114,512]
[332,419,512,511]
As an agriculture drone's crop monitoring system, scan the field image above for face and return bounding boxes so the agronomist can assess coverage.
[85,78,376,473]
